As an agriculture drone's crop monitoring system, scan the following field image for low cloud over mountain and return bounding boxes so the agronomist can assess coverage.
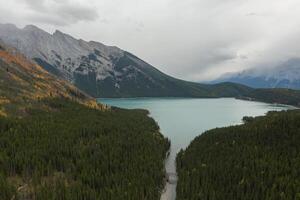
[0,0,299,82]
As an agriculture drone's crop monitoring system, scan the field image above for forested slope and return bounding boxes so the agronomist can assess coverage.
[0,100,170,199]
[176,110,300,200]
[0,42,102,117]
[241,88,300,107]
[0,43,170,199]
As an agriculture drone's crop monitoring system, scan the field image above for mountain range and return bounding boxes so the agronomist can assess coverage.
[213,58,300,89]
[0,23,252,98]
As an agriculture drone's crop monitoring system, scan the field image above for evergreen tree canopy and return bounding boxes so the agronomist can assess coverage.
[176,110,300,200]
[0,99,170,200]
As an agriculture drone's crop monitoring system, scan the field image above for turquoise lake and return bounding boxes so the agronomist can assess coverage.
[98,98,291,200]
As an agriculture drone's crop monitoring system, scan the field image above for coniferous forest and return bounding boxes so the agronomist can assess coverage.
[2,30,300,200]
[176,110,300,200]
[0,99,170,200]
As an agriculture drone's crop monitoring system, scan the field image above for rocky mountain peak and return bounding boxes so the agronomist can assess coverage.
[23,24,42,31]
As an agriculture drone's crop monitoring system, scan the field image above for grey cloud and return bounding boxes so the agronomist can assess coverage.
[23,0,98,25]
[238,55,248,60]
[204,49,237,65]
[55,4,98,22]
[176,48,238,81]
[1,0,300,81]
[246,12,257,16]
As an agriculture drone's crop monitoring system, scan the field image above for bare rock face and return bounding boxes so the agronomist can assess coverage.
[0,24,123,82]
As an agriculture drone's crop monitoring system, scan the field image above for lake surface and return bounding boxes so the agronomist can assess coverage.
[98,98,291,200]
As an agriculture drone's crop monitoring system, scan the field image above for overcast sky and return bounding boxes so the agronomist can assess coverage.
[0,0,300,81]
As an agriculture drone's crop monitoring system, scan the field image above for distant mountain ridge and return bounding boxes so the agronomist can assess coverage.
[0,23,252,98]
[213,58,300,89]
